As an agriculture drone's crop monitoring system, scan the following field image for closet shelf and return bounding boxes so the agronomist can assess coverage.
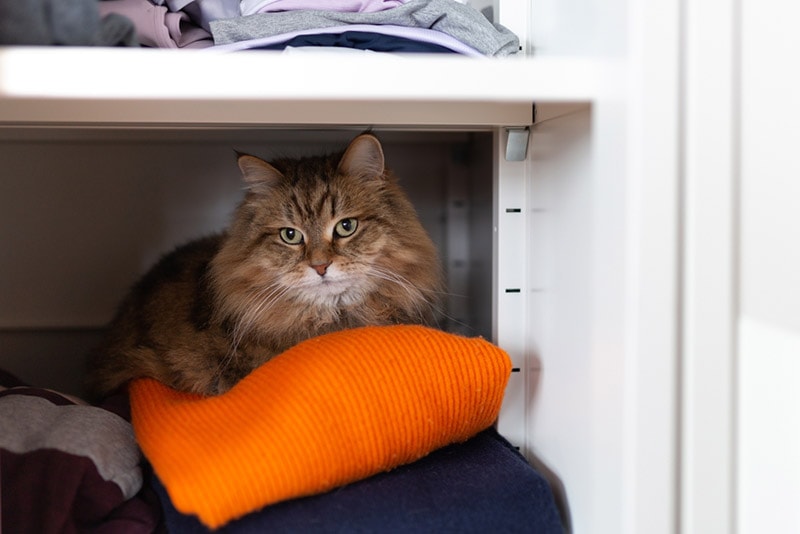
[0,47,607,129]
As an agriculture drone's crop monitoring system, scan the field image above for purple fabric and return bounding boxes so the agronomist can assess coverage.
[98,0,213,48]
[242,0,407,16]
[2,450,159,533]
[212,23,482,56]
[165,0,240,31]
[0,385,79,406]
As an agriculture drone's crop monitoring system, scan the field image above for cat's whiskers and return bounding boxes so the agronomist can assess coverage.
[231,282,290,348]
[210,281,293,391]
[368,266,439,321]
[368,266,476,333]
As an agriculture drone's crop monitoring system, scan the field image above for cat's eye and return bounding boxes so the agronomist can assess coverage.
[334,218,358,238]
[279,227,304,245]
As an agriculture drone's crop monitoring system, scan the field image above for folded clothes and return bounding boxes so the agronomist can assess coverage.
[0,0,136,46]
[153,0,240,31]
[99,0,213,48]
[242,0,407,16]
[0,369,160,533]
[213,23,483,56]
[211,0,519,56]
[251,30,459,53]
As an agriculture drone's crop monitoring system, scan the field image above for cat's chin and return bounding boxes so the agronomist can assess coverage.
[297,278,365,308]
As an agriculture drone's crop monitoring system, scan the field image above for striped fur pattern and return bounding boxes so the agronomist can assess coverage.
[87,134,444,398]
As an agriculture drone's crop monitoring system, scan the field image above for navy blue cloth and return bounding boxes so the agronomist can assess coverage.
[252,30,457,54]
[152,428,563,533]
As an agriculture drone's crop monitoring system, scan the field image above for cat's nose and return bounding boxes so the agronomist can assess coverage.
[311,261,332,276]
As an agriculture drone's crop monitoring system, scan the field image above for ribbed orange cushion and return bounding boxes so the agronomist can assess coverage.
[129,325,511,529]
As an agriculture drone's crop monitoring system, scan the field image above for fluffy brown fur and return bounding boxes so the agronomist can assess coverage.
[87,134,444,398]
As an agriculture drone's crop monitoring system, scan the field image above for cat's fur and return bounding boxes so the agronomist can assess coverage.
[87,134,443,398]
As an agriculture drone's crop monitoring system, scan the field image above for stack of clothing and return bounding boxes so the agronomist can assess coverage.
[0,0,518,55]
[96,0,519,55]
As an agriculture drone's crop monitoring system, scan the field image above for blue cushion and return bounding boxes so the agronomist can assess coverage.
[152,428,563,533]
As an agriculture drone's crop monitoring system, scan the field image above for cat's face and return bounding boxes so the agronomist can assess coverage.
[211,134,442,340]
[237,156,396,308]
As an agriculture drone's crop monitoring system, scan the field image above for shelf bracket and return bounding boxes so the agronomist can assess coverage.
[504,127,530,162]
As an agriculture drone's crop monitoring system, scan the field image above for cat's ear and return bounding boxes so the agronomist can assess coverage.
[237,153,284,190]
[337,134,385,180]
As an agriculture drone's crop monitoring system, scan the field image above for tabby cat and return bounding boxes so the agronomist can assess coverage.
[87,134,443,398]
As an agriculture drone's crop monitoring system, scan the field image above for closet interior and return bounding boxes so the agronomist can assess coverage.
[0,0,676,531]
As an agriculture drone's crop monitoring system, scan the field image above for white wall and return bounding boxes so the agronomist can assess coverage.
[738,0,800,529]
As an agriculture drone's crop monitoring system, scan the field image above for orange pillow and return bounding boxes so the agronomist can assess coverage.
[129,325,511,529]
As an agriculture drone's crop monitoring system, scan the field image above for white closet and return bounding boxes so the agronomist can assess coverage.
[3,0,798,532]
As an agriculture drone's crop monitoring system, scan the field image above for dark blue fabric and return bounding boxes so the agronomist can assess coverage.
[251,31,457,54]
[153,428,563,533]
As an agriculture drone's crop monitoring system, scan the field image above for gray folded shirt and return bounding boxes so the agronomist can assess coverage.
[210,0,519,56]
[0,0,137,46]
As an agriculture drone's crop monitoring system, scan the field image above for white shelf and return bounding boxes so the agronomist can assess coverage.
[0,47,610,129]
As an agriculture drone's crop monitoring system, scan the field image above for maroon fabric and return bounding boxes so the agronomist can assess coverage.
[0,386,77,406]
[0,370,163,534]
[1,449,158,533]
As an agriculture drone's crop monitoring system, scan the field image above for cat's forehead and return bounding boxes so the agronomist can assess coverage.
[271,152,339,181]
[284,178,370,220]
[242,150,387,224]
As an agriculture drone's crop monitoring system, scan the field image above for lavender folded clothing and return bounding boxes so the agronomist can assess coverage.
[98,0,213,48]
[242,0,407,16]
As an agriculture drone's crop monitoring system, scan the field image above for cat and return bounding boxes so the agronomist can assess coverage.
[87,133,444,398]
